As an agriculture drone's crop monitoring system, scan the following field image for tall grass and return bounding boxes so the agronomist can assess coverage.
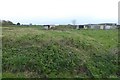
[2,26,119,78]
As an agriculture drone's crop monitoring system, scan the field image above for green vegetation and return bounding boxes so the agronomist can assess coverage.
[1,20,14,26]
[2,26,119,78]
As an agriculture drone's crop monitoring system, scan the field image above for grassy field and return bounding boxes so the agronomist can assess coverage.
[2,26,119,78]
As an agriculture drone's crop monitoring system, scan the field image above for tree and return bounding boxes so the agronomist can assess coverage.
[1,20,14,26]
[7,20,14,25]
[17,22,20,25]
[72,19,76,26]
[29,23,32,26]
[2,20,8,26]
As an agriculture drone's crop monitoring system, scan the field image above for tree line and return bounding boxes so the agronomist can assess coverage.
[0,20,20,26]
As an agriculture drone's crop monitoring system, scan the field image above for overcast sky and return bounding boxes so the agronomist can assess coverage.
[0,0,119,25]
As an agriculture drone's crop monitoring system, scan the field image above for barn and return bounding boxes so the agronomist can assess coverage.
[99,23,117,30]
[43,25,50,29]
[84,23,117,30]
[76,25,85,29]
[43,25,56,30]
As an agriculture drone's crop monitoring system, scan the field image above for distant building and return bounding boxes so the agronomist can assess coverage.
[43,23,117,30]
[84,23,117,30]
[76,25,84,29]
[43,25,49,29]
[99,23,117,29]
[43,25,56,30]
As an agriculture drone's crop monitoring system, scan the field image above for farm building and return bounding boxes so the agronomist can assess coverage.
[86,24,100,29]
[84,23,117,30]
[98,23,117,29]
[43,25,56,30]
[76,25,85,29]
[43,25,50,29]
[43,23,117,30]
[84,24,100,29]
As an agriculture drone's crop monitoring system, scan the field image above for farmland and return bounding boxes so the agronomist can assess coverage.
[2,26,119,78]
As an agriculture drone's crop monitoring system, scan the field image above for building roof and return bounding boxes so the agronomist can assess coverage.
[98,23,117,25]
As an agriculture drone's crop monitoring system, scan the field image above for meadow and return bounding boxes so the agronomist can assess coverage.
[2,26,119,78]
